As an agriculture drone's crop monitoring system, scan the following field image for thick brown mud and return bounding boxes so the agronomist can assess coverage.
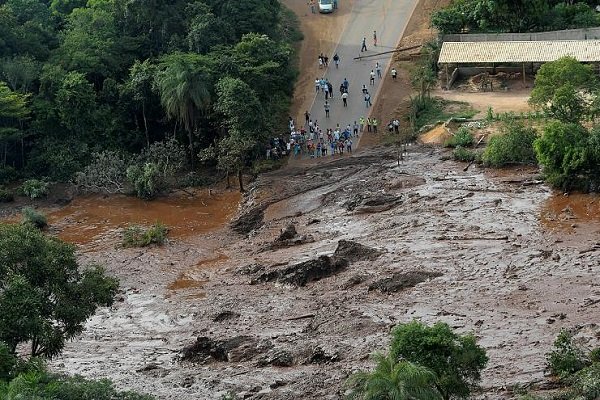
[44,190,241,246]
[540,192,600,237]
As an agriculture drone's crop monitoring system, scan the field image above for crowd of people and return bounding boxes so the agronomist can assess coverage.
[289,31,402,160]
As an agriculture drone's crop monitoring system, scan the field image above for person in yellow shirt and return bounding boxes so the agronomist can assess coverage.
[372,118,378,133]
[359,116,365,132]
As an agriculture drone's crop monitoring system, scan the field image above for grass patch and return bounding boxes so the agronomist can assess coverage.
[445,127,475,148]
[21,207,48,229]
[414,98,477,131]
[122,222,168,247]
[453,146,479,162]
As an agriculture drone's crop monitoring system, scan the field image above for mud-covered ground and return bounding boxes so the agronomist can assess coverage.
[48,143,600,399]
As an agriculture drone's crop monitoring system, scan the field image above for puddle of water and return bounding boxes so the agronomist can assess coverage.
[540,192,600,235]
[166,253,229,298]
[44,190,241,245]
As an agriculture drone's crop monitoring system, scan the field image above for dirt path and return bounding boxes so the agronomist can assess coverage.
[433,88,532,118]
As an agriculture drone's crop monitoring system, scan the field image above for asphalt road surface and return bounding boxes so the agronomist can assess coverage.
[303,0,418,148]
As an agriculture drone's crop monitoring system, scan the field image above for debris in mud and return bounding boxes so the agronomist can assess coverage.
[369,271,443,293]
[333,239,383,263]
[136,363,169,378]
[257,349,294,367]
[268,224,315,250]
[344,192,403,213]
[181,336,261,364]
[230,206,265,234]
[304,345,340,364]
[212,310,240,322]
[253,255,348,287]
[236,263,266,276]
[340,274,368,289]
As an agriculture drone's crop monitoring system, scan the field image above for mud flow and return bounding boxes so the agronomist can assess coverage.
[540,192,600,239]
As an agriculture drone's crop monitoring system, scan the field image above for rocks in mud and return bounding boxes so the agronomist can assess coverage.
[268,224,315,250]
[333,239,382,263]
[181,336,260,363]
[230,206,266,234]
[212,310,240,322]
[252,240,382,287]
[369,271,443,293]
[253,255,349,287]
[344,192,403,213]
[257,349,294,367]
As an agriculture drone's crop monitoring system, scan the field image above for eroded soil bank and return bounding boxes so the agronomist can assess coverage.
[47,144,600,399]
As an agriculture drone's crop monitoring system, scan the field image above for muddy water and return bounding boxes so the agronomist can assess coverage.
[166,253,229,299]
[540,192,600,239]
[45,190,241,246]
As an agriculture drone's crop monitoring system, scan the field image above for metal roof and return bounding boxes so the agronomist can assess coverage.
[438,40,600,64]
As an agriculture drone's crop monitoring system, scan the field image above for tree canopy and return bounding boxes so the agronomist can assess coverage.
[0,0,300,191]
[0,223,119,358]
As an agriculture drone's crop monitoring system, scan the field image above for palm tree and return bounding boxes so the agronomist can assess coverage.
[154,52,212,169]
[346,353,442,400]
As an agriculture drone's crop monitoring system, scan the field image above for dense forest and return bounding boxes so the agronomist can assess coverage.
[0,0,300,193]
[432,0,600,34]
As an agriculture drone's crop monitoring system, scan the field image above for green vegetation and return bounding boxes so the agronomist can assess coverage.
[346,320,487,400]
[390,321,488,400]
[0,0,300,195]
[432,0,600,34]
[19,179,49,199]
[453,146,479,162]
[445,127,474,148]
[122,222,168,247]
[0,365,154,399]
[21,206,47,229]
[548,329,590,378]
[482,121,537,166]
[522,329,600,400]
[346,353,442,400]
[0,223,119,358]
[529,56,599,123]
[0,187,13,202]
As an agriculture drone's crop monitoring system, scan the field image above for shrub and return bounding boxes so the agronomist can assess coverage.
[482,121,538,167]
[548,329,589,378]
[126,163,162,200]
[122,222,167,247]
[75,151,129,194]
[571,363,600,400]
[21,207,48,229]
[20,179,49,199]
[0,187,14,203]
[390,320,488,400]
[445,127,474,148]
[453,146,478,162]
[0,166,18,185]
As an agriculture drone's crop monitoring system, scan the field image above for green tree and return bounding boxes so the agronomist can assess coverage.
[121,59,157,147]
[0,55,41,93]
[0,81,29,168]
[346,353,442,400]
[0,223,119,358]
[529,56,598,122]
[482,120,538,166]
[390,321,488,400]
[154,52,213,168]
[534,120,589,190]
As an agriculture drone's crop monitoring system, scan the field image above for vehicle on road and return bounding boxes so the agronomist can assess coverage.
[318,0,334,13]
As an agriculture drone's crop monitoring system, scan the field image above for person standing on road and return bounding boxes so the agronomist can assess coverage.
[343,78,349,92]
[362,84,368,94]
[353,121,359,136]
[361,37,367,52]
[342,91,348,107]
[324,82,329,99]
[333,53,340,68]
[315,78,320,93]
[308,0,315,14]
[327,81,334,98]
[367,117,372,132]
[376,62,382,78]
[369,70,375,85]
[391,68,397,81]
[373,30,377,46]
[372,118,378,133]
[333,0,338,9]
[364,92,372,107]
[324,101,330,118]
[305,111,310,125]
[359,116,365,132]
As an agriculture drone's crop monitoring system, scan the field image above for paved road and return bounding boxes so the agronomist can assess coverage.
[302,0,418,149]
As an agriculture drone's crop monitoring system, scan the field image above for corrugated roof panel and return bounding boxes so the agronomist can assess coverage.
[438,40,600,63]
